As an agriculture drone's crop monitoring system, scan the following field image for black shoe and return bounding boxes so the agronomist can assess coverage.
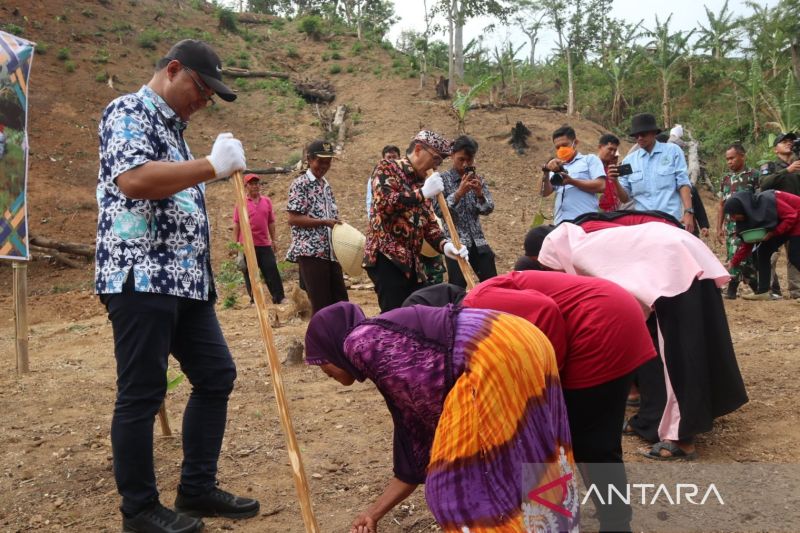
[122,502,204,533]
[174,487,260,519]
[724,282,738,300]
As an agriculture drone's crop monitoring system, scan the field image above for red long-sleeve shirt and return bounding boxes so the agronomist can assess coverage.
[731,191,800,267]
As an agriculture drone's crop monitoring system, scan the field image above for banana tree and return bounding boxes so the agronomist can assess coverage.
[452,75,497,134]
[646,14,695,127]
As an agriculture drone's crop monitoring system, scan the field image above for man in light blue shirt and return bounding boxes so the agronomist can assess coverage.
[616,113,695,232]
[541,125,606,224]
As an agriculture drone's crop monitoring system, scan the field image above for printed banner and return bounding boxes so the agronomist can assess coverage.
[0,30,34,260]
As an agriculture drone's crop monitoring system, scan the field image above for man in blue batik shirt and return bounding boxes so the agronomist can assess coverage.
[95,39,258,533]
[614,113,695,233]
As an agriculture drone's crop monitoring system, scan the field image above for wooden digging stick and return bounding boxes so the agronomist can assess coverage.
[436,192,477,289]
[157,402,172,436]
[231,171,320,533]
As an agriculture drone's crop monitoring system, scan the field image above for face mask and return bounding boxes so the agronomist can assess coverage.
[556,145,576,162]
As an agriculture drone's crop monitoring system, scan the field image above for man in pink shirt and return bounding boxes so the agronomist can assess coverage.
[233,174,285,304]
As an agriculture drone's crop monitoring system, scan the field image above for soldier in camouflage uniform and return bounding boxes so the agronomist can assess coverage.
[759,132,800,299]
[717,144,760,299]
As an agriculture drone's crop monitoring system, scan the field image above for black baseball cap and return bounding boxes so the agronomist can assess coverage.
[307,139,335,158]
[163,39,236,102]
[774,132,798,146]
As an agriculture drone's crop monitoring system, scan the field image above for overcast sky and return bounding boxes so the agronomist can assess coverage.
[387,0,779,60]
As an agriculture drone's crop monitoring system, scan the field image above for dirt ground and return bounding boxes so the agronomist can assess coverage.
[2,1,800,531]
[2,250,800,533]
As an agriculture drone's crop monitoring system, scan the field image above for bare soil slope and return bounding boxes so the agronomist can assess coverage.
[1,2,799,532]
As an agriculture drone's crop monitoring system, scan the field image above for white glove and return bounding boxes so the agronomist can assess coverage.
[443,241,468,261]
[421,172,444,199]
[206,132,246,178]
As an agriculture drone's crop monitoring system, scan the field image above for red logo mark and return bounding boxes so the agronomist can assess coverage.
[528,472,574,519]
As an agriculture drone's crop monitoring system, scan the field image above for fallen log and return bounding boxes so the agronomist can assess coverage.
[468,102,567,112]
[30,235,94,258]
[222,68,290,79]
[237,13,278,24]
[244,167,294,175]
[207,167,294,185]
[294,78,336,104]
[30,247,84,269]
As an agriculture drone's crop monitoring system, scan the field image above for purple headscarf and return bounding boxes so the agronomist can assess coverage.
[305,302,367,381]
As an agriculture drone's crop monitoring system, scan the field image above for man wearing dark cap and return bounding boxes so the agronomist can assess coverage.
[615,113,695,233]
[95,39,257,532]
[363,130,468,311]
[757,132,800,299]
[286,139,349,314]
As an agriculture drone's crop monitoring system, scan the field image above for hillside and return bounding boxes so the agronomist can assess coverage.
[1,0,620,318]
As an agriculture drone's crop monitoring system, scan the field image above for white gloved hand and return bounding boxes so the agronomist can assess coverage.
[443,241,469,261]
[421,172,444,199]
[206,132,246,178]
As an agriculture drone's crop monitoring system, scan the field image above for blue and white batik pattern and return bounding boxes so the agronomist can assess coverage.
[95,85,212,300]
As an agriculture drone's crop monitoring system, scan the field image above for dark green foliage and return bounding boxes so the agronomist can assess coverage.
[217,7,238,33]
[297,15,322,40]
[137,29,161,49]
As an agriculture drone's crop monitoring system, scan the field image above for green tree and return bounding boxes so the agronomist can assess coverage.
[248,0,293,15]
[762,72,800,134]
[436,0,512,93]
[544,0,611,116]
[743,1,790,79]
[514,0,546,66]
[340,0,397,41]
[646,14,695,127]
[733,55,767,141]
[603,22,643,124]
[696,0,741,60]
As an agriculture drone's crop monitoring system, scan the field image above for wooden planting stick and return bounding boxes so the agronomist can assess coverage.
[231,170,320,533]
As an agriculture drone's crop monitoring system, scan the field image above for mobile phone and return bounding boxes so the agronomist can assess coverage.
[616,163,633,176]
[463,166,476,175]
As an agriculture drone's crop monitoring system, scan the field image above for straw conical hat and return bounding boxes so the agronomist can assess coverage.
[332,222,366,276]
[420,215,444,258]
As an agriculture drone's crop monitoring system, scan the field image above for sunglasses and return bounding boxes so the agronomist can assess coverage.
[183,67,215,108]
[423,146,444,165]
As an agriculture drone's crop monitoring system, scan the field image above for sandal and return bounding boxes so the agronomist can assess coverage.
[622,419,637,436]
[640,440,697,461]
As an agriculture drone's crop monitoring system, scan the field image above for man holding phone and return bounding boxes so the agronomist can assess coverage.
[597,133,633,211]
[436,135,497,288]
[540,125,606,224]
[616,113,695,233]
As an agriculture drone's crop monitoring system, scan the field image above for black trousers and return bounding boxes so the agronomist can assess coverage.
[243,245,285,304]
[297,256,348,315]
[444,244,497,288]
[366,252,424,312]
[626,315,664,443]
[101,282,236,516]
[563,372,634,533]
[628,280,747,442]
[756,235,800,293]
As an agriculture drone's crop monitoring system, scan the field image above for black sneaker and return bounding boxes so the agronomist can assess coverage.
[122,502,204,533]
[174,487,259,519]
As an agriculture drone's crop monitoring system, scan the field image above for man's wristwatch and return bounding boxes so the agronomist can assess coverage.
[684,207,695,215]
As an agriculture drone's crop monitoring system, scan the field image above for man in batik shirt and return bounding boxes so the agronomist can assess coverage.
[716,143,759,299]
[364,130,468,311]
[95,40,258,532]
